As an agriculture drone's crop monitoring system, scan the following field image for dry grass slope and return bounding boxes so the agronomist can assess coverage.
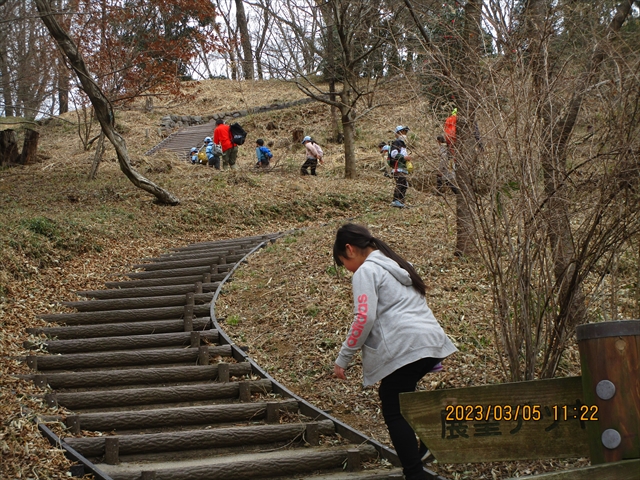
[1,79,590,479]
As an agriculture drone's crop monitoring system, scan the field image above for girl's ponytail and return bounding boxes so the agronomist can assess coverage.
[370,237,426,296]
[333,223,426,296]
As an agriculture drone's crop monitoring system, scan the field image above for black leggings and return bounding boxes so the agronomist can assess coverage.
[378,357,442,480]
[301,157,318,175]
[393,173,408,201]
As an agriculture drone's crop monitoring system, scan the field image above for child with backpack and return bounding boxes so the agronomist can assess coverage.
[300,136,323,176]
[388,139,411,208]
[189,147,198,164]
[255,138,273,168]
[332,223,456,480]
[204,136,220,169]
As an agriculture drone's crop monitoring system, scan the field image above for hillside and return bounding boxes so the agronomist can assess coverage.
[1,79,587,479]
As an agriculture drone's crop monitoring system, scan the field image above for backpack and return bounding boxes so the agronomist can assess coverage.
[313,143,323,159]
[229,123,247,146]
[444,114,457,146]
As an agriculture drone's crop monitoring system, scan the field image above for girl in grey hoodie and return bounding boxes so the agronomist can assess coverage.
[332,223,457,480]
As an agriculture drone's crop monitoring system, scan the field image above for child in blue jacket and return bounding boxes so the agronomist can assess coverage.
[189,147,198,164]
[204,137,220,169]
[255,138,273,168]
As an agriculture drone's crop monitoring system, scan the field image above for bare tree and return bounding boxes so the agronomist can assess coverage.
[403,0,640,381]
[258,0,400,178]
[0,0,57,118]
[235,0,254,79]
[248,0,272,79]
[34,0,180,205]
[215,0,241,79]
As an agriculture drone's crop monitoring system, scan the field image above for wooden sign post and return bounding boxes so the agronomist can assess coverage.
[399,320,640,476]
[576,321,640,464]
[400,376,589,463]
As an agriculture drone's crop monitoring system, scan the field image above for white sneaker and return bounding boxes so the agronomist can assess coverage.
[391,200,405,208]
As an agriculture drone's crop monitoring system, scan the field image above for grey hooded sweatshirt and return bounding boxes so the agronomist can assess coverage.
[335,250,458,386]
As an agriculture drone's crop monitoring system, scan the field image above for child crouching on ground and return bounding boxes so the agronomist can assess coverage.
[255,139,273,168]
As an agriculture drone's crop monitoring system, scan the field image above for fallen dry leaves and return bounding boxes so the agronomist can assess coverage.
[1,78,630,480]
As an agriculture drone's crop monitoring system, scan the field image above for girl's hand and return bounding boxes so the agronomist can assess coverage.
[334,364,346,380]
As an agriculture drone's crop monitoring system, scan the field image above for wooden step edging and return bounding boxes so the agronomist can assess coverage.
[76,283,221,300]
[31,329,220,354]
[47,378,273,410]
[27,344,232,371]
[61,292,214,312]
[98,444,379,480]
[104,272,227,289]
[124,264,233,280]
[27,318,212,340]
[29,363,252,389]
[65,399,300,432]
[39,304,210,325]
[64,419,335,458]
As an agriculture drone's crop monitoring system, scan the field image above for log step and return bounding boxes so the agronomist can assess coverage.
[95,444,378,480]
[131,255,223,271]
[64,419,333,457]
[61,292,214,312]
[76,283,221,299]
[39,304,210,325]
[35,363,252,389]
[33,330,219,354]
[48,378,273,410]
[27,318,211,340]
[145,247,251,263]
[67,399,300,431]
[105,273,227,289]
[125,263,234,280]
[169,235,274,252]
[27,344,231,371]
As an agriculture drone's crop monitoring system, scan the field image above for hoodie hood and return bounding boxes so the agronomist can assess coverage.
[365,250,412,286]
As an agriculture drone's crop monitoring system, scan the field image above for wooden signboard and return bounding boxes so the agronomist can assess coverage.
[400,376,590,463]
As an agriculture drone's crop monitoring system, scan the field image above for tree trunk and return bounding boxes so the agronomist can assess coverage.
[228,44,238,80]
[18,128,39,165]
[234,0,254,80]
[57,59,69,114]
[454,115,477,256]
[34,0,180,206]
[340,103,356,179]
[88,132,105,180]
[0,41,13,117]
[453,0,482,257]
[254,4,270,81]
[0,129,20,165]
[524,0,635,378]
[325,22,340,142]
